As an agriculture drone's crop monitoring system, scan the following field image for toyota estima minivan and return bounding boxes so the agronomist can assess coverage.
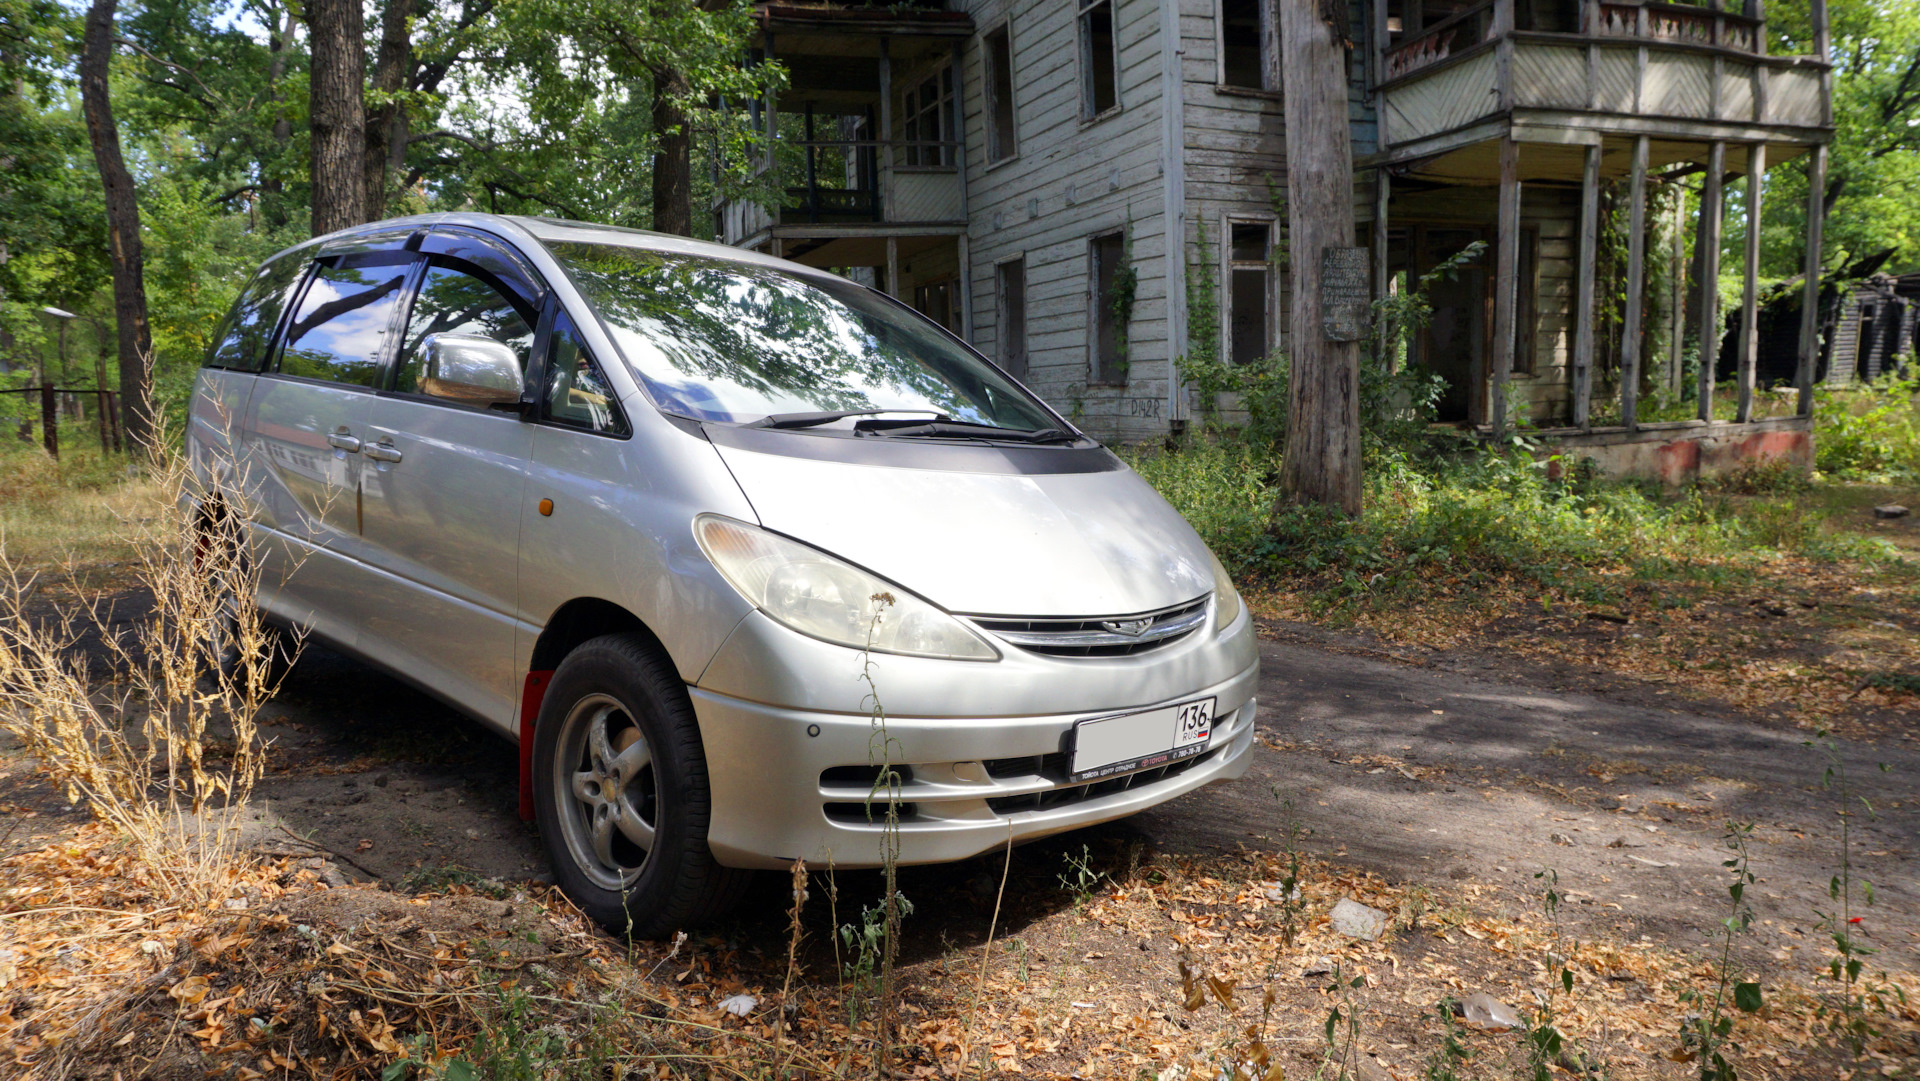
[187,213,1259,935]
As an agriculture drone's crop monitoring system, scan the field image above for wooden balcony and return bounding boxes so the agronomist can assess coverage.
[716,138,965,249]
[1376,0,1830,160]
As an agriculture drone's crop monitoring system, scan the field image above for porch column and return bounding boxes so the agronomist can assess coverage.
[886,236,900,299]
[1795,143,1826,414]
[1491,136,1522,436]
[1373,169,1390,308]
[1735,142,1767,422]
[1697,140,1727,420]
[1572,142,1600,428]
[1620,134,1650,429]
[1668,190,1688,395]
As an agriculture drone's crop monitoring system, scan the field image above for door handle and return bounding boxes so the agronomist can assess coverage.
[364,441,404,463]
[326,431,362,453]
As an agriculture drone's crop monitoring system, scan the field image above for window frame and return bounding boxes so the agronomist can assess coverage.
[983,22,1019,164]
[1216,0,1278,94]
[1088,230,1128,387]
[380,253,544,414]
[898,61,956,170]
[267,249,418,392]
[995,256,1028,381]
[537,305,632,438]
[1078,0,1121,124]
[1225,216,1276,368]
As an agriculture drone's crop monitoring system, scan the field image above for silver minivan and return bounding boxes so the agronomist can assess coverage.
[188,213,1259,934]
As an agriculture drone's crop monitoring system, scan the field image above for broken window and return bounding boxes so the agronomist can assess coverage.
[1219,0,1270,90]
[1228,221,1271,367]
[998,259,1028,381]
[1080,0,1118,119]
[985,25,1018,161]
[1091,232,1127,385]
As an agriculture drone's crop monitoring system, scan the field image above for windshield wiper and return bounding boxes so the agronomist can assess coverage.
[745,408,949,430]
[853,419,1080,445]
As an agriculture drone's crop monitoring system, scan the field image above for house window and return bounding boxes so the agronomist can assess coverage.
[985,25,1017,162]
[901,65,955,167]
[1091,232,1127,385]
[998,259,1028,380]
[914,278,957,333]
[1219,0,1270,90]
[1079,0,1118,119]
[1228,221,1271,366]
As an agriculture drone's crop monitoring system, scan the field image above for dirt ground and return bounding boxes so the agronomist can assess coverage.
[3,608,1916,1077]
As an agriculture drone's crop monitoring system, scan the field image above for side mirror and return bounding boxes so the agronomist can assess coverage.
[421,333,524,408]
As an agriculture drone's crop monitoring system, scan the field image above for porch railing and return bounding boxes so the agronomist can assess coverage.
[1386,0,1766,82]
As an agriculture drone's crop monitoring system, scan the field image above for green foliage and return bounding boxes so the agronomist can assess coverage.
[1126,438,1899,614]
[1813,372,1920,480]
[1765,0,1920,273]
[1674,821,1761,1080]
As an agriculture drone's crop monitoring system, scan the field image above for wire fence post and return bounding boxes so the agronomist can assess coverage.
[39,384,58,461]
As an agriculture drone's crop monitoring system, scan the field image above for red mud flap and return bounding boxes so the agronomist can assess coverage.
[518,670,554,821]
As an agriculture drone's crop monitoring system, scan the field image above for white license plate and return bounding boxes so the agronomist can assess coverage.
[1069,697,1215,782]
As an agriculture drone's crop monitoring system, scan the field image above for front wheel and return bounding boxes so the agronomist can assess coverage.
[532,633,751,937]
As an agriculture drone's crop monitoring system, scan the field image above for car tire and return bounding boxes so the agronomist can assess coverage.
[532,632,752,938]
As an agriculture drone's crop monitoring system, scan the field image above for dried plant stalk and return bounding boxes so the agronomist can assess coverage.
[0,397,301,910]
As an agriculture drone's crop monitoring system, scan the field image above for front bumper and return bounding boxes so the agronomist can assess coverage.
[691,667,1259,870]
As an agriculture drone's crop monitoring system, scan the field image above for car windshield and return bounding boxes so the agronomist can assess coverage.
[544,242,1062,432]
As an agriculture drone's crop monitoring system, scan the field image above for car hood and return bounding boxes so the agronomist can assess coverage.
[710,442,1215,617]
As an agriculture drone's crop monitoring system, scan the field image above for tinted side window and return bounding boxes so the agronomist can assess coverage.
[393,263,534,404]
[205,255,306,372]
[544,313,627,435]
[278,258,412,387]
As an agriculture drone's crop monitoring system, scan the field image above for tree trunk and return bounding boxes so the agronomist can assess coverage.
[309,0,368,236]
[651,70,692,236]
[1275,0,1361,515]
[80,0,154,451]
[365,0,416,220]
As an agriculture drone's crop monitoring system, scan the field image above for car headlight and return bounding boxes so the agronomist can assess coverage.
[1208,550,1241,634]
[695,515,999,661]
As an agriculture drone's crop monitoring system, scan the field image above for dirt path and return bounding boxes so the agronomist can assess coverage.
[191,623,1917,981]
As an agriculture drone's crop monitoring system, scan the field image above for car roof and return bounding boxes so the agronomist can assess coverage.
[265,212,809,279]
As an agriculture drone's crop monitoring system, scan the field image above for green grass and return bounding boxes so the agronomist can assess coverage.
[1128,435,1908,617]
[0,425,153,570]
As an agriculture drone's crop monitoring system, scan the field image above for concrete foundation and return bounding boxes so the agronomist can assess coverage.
[1535,415,1813,485]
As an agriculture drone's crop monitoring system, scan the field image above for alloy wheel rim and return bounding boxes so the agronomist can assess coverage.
[553,693,657,891]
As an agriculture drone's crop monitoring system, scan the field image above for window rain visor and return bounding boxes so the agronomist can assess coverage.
[695,516,998,661]
[544,243,1062,432]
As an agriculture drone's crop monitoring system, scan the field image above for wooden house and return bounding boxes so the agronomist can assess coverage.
[714,0,1833,480]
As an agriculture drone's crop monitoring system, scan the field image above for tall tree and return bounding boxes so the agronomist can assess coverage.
[308,0,366,234]
[79,0,154,447]
[365,0,416,220]
[1276,0,1361,514]
[650,70,690,235]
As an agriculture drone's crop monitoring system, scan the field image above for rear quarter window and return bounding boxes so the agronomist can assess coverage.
[204,254,308,372]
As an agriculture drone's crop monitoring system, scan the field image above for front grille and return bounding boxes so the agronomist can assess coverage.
[820,764,915,788]
[967,596,1210,658]
[984,748,1215,814]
